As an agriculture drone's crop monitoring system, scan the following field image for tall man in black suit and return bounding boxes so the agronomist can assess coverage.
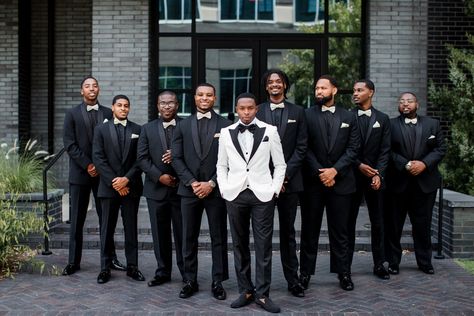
[256,69,307,297]
[172,83,231,300]
[299,75,360,291]
[93,95,145,284]
[384,92,446,275]
[62,76,125,275]
[217,93,286,313]
[349,79,391,279]
[137,90,184,287]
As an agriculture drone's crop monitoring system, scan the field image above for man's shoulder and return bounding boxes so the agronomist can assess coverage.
[127,120,141,130]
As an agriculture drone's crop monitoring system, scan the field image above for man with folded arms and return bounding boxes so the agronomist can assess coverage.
[217,93,286,313]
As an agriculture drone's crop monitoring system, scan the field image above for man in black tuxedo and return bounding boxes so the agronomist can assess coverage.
[137,90,184,287]
[349,79,391,279]
[384,92,446,275]
[299,75,360,291]
[62,76,125,275]
[93,95,145,284]
[171,83,231,300]
[256,69,307,298]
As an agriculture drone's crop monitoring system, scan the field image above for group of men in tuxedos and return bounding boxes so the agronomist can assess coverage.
[61,71,445,314]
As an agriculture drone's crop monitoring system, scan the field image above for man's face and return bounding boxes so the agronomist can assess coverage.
[158,94,179,122]
[81,78,99,104]
[398,93,418,118]
[236,97,258,125]
[112,98,130,120]
[314,79,336,106]
[266,73,286,98]
[352,82,373,107]
[194,86,216,113]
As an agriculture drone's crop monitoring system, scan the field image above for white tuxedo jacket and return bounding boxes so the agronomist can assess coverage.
[216,119,286,202]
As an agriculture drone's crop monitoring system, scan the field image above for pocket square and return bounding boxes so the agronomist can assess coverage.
[131,133,139,139]
[214,133,220,138]
[262,135,269,142]
[288,119,297,123]
[103,118,108,123]
[428,135,436,139]
[373,121,381,128]
[340,122,350,128]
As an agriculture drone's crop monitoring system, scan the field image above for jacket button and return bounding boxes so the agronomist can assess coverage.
[246,169,249,172]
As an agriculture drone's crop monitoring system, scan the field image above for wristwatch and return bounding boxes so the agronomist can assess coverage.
[208,180,216,188]
[405,161,412,170]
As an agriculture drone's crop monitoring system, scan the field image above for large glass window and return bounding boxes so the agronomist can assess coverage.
[295,0,324,23]
[219,69,252,114]
[220,0,274,21]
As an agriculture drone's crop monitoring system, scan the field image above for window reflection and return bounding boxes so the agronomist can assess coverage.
[221,0,273,21]
[219,69,252,114]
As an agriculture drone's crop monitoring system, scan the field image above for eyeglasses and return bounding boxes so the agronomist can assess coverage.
[399,99,416,105]
[158,101,177,107]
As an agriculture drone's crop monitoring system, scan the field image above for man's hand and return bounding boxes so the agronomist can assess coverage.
[358,163,378,178]
[162,149,172,164]
[117,187,130,196]
[371,174,381,190]
[319,168,337,186]
[87,163,98,177]
[112,177,129,191]
[192,181,213,198]
[408,160,427,176]
[159,174,177,187]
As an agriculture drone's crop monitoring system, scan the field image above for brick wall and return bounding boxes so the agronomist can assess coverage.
[92,0,149,125]
[0,0,19,142]
[368,0,428,118]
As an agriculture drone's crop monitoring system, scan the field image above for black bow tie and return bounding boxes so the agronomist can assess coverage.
[238,123,256,134]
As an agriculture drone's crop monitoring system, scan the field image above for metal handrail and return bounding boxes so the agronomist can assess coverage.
[434,177,445,259]
[42,147,66,255]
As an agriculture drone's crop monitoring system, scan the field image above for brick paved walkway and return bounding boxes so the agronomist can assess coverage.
[1,249,473,315]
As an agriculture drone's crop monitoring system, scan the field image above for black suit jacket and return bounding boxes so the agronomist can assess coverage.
[92,120,143,198]
[304,105,360,195]
[351,107,391,181]
[63,102,112,185]
[256,101,307,192]
[386,115,446,194]
[171,110,232,198]
[137,117,182,200]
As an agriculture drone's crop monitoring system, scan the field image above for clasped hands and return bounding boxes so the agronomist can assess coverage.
[112,176,130,196]
[406,160,426,176]
[191,181,213,199]
[359,163,381,190]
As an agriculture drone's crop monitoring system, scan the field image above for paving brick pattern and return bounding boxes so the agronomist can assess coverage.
[0,249,473,315]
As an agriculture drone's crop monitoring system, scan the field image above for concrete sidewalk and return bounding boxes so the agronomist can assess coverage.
[0,249,473,315]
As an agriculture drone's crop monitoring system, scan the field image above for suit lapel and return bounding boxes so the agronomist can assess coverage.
[108,122,122,160]
[328,109,341,153]
[316,109,329,151]
[191,115,202,159]
[413,117,423,158]
[279,104,289,138]
[122,124,132,164]
[248,126,265,162]
[201,112,217,160]
[230,127,246,161]
[157,118,168,151]
[264,103,272,124]
[97,106,104,125]
[80,104,93,142]
[364,110,377,145]
[397,116,412,157]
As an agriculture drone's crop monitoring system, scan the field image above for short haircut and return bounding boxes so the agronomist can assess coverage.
[195,82,216,95]
[236,92,257,105]
[158,90,178,101]
[317,74,338,88]
[112,94,130,105]
[80,75,98,88]
[261,68,290,98]
[355,79,375,92]
[399,91,417,101]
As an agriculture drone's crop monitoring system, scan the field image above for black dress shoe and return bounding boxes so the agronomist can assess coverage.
[299,273,311,290]
[230,290,254,308]
[211,281,226,300]
[418,265,435,274]
[97,270,111,284]
[255,295,281,313]
[111,258,127,271]
[62,263,80,276]
[338,273,354,291]
[179,280,199,298]
[388,264,399,275]
[288,283,305,297]
[126,267,146,281]
[148,275,171,287]
[373,265,390,280]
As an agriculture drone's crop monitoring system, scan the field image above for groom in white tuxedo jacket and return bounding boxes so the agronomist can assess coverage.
[217,93,286,313]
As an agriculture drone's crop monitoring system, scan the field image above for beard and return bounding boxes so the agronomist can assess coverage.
[315,95,333,106]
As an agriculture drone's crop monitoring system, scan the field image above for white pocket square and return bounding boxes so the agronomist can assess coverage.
[428,135,436,139]
[373,121,381,128]
[131,133,139,139]
[214,133,220,138]
[340,122,349,128]
[288,119,297,123]
[103,118,108,123]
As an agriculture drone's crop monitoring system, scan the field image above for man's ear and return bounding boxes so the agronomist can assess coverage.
[332,87,338,97]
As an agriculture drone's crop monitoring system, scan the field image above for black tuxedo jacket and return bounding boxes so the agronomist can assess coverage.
[351,107,391,180]
[171,110,232,198]
[63,102,112,185]
[386,115,446,194]
[256,101,307,192]
[92,120,143,198]
[137,117,182,200]
[304,104,360,195]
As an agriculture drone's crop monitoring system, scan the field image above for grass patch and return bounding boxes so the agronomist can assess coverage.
[455,259,474,275]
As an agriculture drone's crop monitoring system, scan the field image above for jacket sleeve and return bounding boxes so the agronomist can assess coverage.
[63,109,92,169]
[421,119,446,171]
[92,126,116,186]
[376,114,392,177]
[171,123,196,185]
[270,127,287,195]
[333,114,361,173]
[285,107,307,180]
[137,126,163,184]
